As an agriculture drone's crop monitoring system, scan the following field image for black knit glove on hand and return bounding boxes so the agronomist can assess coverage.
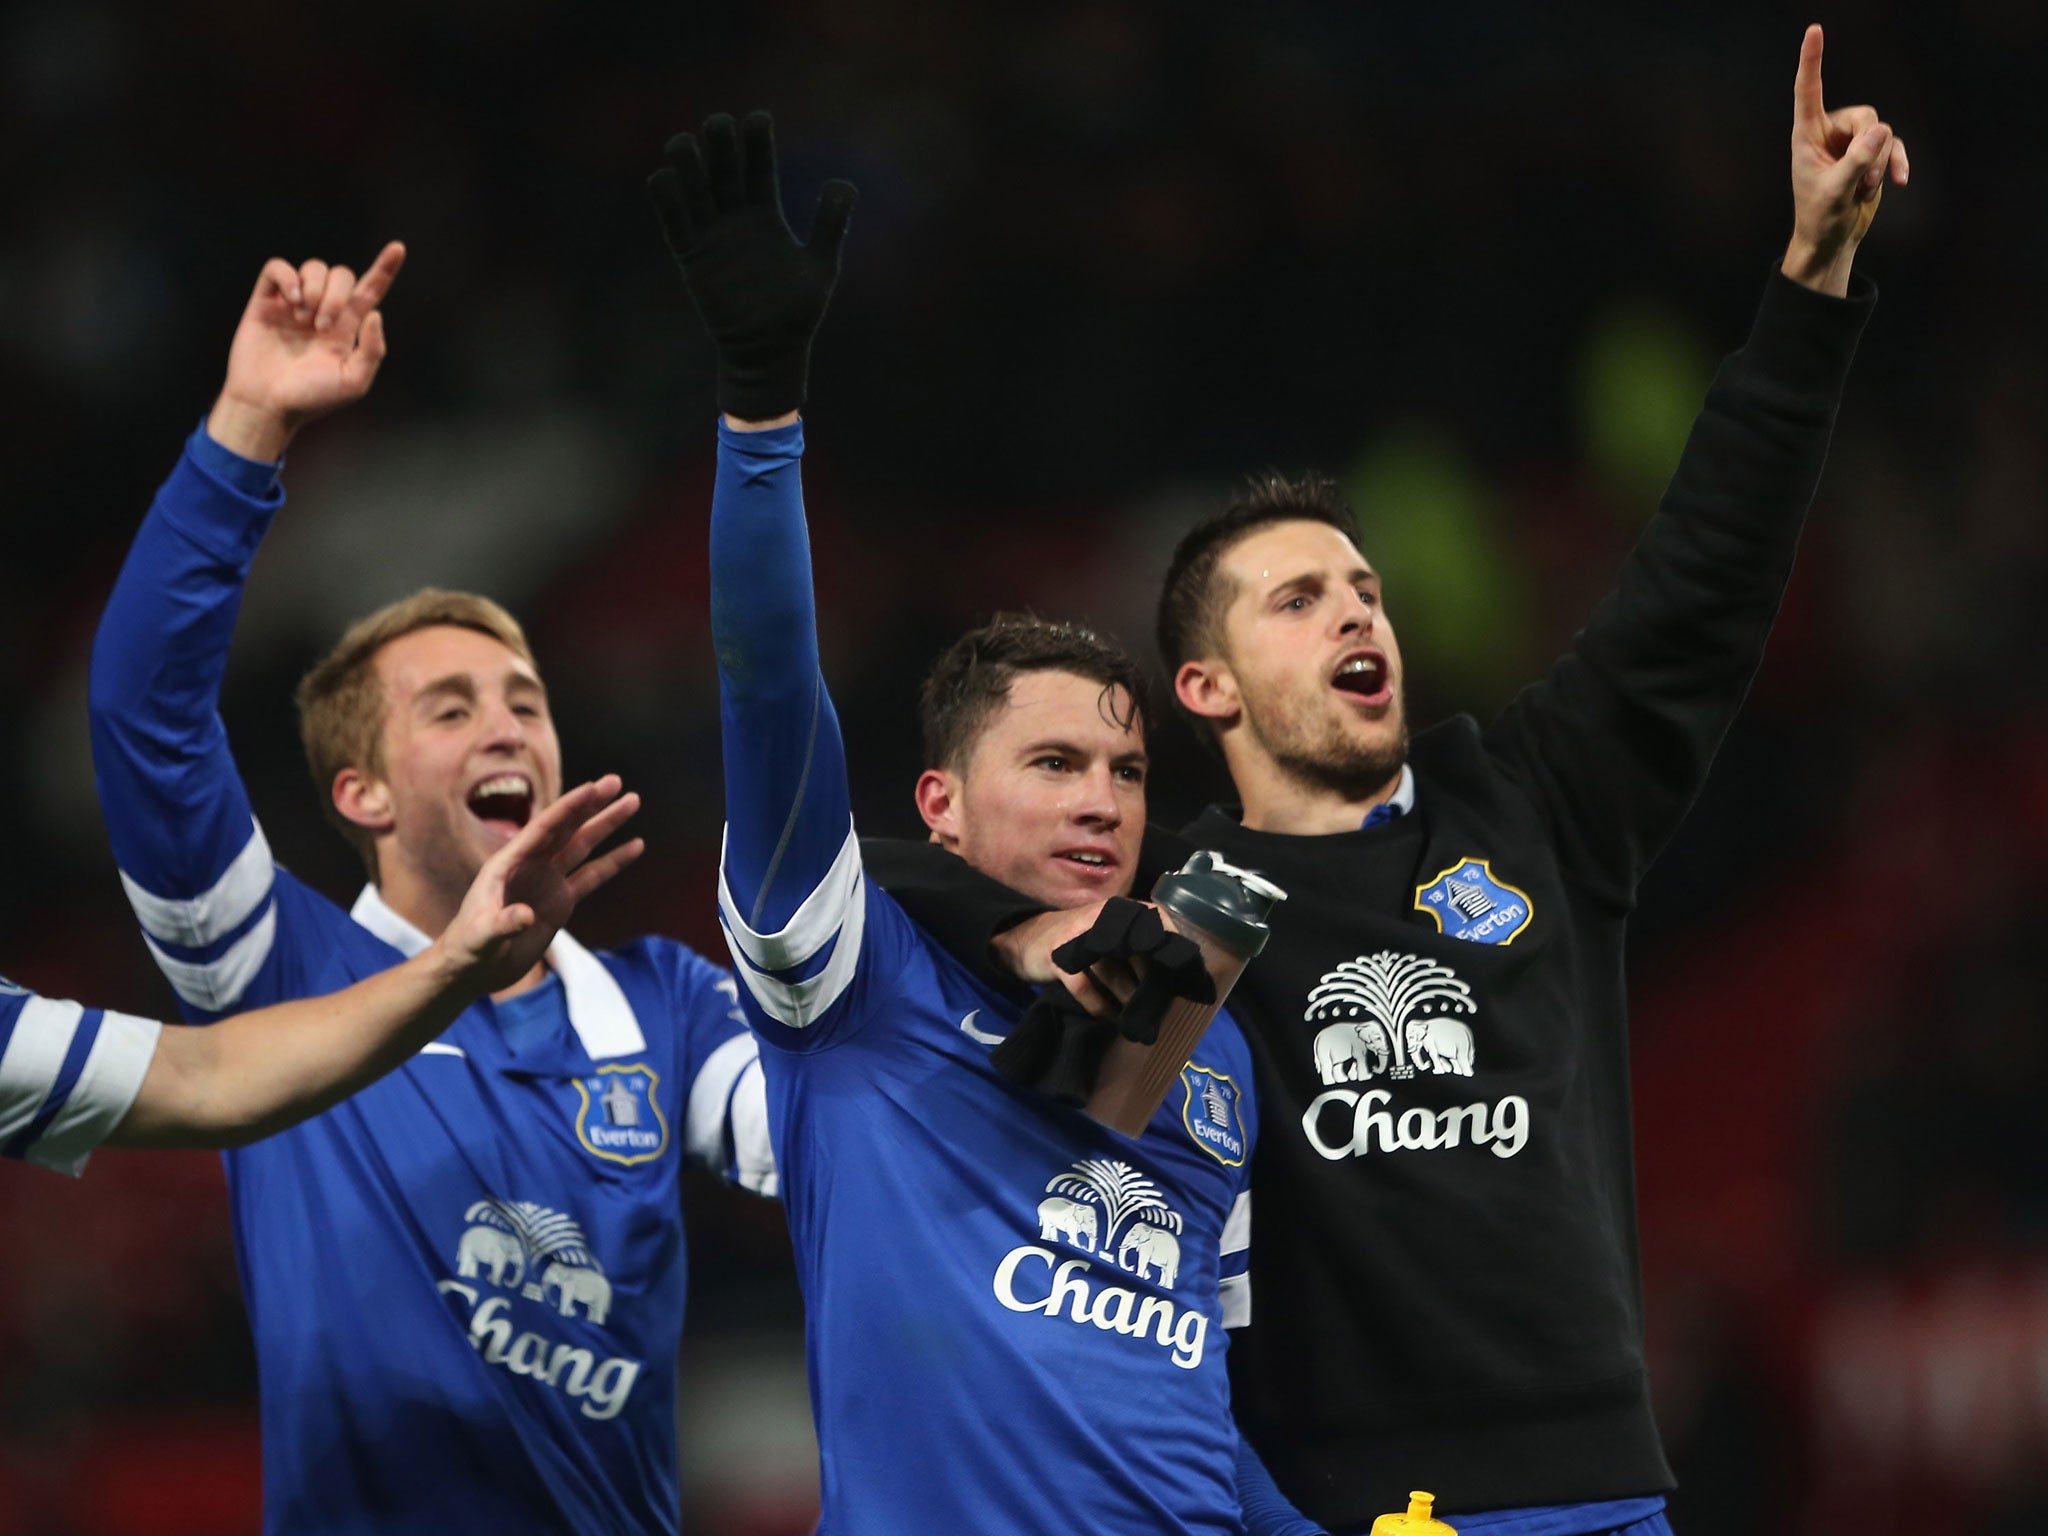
[1048,898,1214,1045]
[648,111,857,421]
[990,899,1218,1102]
[991,988,1118,1108]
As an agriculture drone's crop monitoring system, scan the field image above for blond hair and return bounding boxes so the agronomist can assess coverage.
[294,588,537,876]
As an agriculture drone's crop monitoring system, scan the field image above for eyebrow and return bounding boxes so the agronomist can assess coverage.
[1264,564,1378,598]
[1021,738,1150,766]
[411,671,549,710]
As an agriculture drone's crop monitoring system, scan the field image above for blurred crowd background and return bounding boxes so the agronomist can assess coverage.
[1,1,2043,1532]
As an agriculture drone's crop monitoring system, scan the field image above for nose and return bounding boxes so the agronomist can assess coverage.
[477,695,530,753]
[1070,763,1124,831]
[1334,586,1376,638]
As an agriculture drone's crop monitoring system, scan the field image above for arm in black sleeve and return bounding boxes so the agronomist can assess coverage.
[856,838,1049,994]
[1485,270,1875,906]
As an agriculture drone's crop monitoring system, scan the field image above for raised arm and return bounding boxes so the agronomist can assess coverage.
[88,244,404,1012]
[1484,27,1896,903]
[650,113,868,1037]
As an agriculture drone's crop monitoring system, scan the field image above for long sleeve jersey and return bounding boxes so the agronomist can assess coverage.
[710,420,1279,1536]
[87,428,773,1536]
[865,271,1876,1528]
[0,979,159,1175]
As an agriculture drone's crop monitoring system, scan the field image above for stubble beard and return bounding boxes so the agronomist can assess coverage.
[1246,681,1410,806]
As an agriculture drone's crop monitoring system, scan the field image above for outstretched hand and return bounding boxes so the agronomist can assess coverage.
[209,240,407,461]
[1783,25,1908,296]
[437,775,646,994]
[649,111,856,422]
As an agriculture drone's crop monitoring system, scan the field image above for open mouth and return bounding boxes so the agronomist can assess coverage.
[467,773,534,833]
[1332,652,1391,704]
[1055,849,1118,876]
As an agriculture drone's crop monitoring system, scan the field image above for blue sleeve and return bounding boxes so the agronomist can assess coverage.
[708,419,866,1047]
[87,424,288,1017]
[1236,1432,1326,1536]
[665,948,778,1197]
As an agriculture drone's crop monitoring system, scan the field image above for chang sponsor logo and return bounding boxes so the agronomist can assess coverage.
[993,1158,1209,1369]
[1299,950,1531,1160]
[438,1197,642,1420]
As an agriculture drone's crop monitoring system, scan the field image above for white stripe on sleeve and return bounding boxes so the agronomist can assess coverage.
[717,821,863,972]
[729,1059,776,1197]
[1220,1271,1252,1329]
[143,901,278,1012]
[29,1010,163,1177]
[1221,1189,1252,1258]
[119,819,276,949]
[684,1031,760,1166]
[0,997,83,1147]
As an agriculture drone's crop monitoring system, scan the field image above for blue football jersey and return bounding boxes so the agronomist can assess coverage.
[0,978,161,1175]
[89,432,773,1535]
[709,419,1258,1536]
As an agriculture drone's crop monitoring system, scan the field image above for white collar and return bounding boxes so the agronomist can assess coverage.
[349,884,646,1060]
[1385,763,1418,817]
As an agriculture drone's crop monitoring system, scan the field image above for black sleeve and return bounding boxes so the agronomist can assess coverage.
[860,823,1199,989]
[858,838,1049,993]
[1484,270,1875,908]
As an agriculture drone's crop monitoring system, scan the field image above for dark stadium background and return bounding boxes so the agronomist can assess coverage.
[1,2,2041,1531]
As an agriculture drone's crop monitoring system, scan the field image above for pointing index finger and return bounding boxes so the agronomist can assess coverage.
[1793,23,1827,129]
[344,240,407,324]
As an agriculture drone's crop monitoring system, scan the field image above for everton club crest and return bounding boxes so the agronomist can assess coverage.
[1414,858,1533,946]
[1179,1063,1247,1167]
[573,1064,669,1167]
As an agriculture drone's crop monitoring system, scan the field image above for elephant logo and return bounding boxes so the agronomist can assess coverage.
[1305,952,1478,1082]
[1414,857,1532,945]
[1116,1221,1181,1287]
[1037,1197,1099,1251]
[1036,1158,1186,1292]
[540,1260,613,1324]
[1406,1015,1475,1076]
[453,1198,612,1326]
[457,1223,527,1288]
[573,1063,668,1167]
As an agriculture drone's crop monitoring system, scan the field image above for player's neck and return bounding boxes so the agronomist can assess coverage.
[1229,752,1405,837]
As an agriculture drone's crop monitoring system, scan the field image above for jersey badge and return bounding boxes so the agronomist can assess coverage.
[573,1064,668,1166]
[1414,857,1532,945]
[1177,1064,1247,1167]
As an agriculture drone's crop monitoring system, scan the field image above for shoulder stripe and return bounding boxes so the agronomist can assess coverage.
[717,820,862,972]
[1220,1271,1252,1329]
[720,879,866,1029]
[29,1011,162,1176]
[0,997,84,1149]
[1221,1189,1252,1257]
[119,818,275,948]
[729,1058,777,1198]
[684,1030,760,1167]
[144,901,278,1012]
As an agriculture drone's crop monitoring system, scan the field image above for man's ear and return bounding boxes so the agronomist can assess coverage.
[1175,657,1241,729]
[333,767,396,835]
[914,768,965,851]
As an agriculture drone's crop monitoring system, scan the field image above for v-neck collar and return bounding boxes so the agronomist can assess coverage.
[349,884,647,1060]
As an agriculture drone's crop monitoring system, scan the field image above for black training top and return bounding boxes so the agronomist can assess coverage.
[864,269,1874,1527]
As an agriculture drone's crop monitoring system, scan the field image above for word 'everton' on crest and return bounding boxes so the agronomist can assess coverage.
[1414,858,1532,945]
[573,1063,668,1166]
[1179,1063,1246,1167]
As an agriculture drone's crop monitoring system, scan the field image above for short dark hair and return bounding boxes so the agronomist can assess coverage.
[1155,472,1361,681]
[920,613,1148,771]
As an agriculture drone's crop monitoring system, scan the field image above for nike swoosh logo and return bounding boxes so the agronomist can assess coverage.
[417,1042,467,1058]
[958,1009,1006,1046]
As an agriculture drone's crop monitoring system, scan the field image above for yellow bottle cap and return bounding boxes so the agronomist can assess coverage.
[1369,1491,1458,1536]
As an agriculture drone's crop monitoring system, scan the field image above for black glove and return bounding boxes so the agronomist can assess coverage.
[1047,897,1214,1046]
[648,111,857,420]
[990,988,1118,1107]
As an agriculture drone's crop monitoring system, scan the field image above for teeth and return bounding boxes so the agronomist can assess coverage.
[472,774,530,798]
[1068,853,1107,865]
[1339,658,1379,676]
